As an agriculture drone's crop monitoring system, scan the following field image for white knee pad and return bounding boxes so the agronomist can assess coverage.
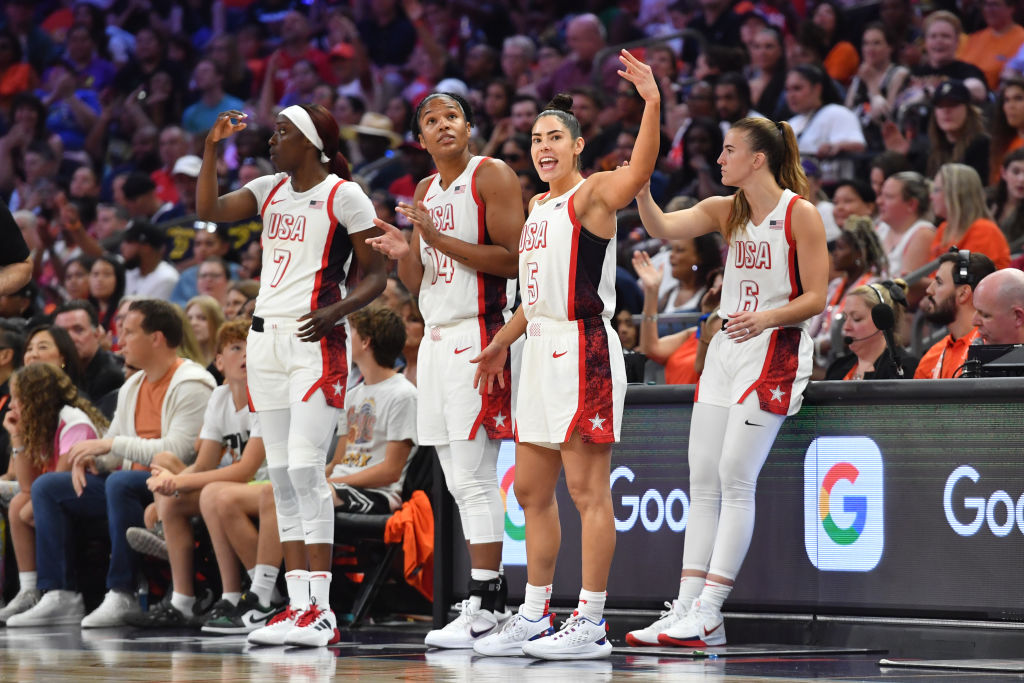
[438,434,504,544]
[268,466,304,543]
[288,465,335,545]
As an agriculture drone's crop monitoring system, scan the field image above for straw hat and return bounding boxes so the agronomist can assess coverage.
[341,112,401,148]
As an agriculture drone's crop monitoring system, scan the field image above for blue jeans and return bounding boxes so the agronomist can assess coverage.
[32,469,153,593]
[32,470,108,592]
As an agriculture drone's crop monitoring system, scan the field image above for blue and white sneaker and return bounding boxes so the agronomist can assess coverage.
[522,611,612,660]
[473,609,555,656]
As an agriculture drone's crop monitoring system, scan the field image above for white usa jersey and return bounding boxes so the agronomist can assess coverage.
[418,156,516,328]
[720,189,805,329]
[519,180,616,322]
[244,172,376,321]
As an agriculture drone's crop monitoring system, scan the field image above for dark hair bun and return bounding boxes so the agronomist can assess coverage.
[545,93,574,115]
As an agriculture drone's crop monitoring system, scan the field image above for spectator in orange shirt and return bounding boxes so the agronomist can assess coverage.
[914,250,995,378]
[958,0,1024,91]
[811,1,859,86]
[928,163,1011,270]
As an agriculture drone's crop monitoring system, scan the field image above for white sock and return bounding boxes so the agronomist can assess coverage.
[19,571,37,592]
[250,563,280,608]
[699,578,732,613]
[520,583,552,620]
[247,567,256,582]
[469,568,500,611]
[285,569,311,611]
[221,592,241,606]
[171,591,195,614]
[677,576,704,607]
[576,588,606,623]
[308,571,332,610]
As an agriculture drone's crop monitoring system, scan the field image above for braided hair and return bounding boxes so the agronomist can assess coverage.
[841,214,888,276]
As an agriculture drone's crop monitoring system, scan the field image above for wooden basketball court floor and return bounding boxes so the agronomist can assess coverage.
[2,623,1023,682]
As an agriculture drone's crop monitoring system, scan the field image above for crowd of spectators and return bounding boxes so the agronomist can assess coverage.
[2,0,1024,628]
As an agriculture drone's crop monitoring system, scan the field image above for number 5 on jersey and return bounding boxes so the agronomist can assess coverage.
[526,262,539,305]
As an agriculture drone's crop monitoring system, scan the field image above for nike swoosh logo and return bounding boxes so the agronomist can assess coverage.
[552,350,568,358]
[704,622,722,637]
[282,525,296,533]
[454,346,471,354]
[744,420,763,427]
[243,611,271,626]
[270,198,286,205]
[469,626,494,638]
[425,194,437,202]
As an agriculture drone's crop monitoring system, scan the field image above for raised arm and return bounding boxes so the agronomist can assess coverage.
[632,249,691,363]
[583,50,661,217]
[197,111,260,223]
[637,187,729,241]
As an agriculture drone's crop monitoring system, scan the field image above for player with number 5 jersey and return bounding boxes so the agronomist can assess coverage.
[471,50,661,661]
[197,105,387,648]
[368,92,524,650]
[625,117,828,649]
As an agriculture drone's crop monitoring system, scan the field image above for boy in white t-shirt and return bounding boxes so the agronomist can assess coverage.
[247,305,417,646]
[125,320,272,628]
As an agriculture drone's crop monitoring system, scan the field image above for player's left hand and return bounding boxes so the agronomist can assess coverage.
[724,310,773,343]
[617,49,660,104]
[296,306,342,342]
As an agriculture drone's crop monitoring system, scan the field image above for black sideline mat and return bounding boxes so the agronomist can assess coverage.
[880,658,1024,673]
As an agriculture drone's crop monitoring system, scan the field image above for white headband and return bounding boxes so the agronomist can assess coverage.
[281,105,330,163]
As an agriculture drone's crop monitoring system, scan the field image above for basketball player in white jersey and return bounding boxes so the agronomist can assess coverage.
[196,104,387,648]
[625,117,828,648]
[367,92,524,648]
[470,50,660,661]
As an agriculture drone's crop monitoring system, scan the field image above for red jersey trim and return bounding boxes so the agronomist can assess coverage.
[563,319,588,442]
[472,157,490,320]
[783,194,800,302]
[566,192,582,320]
[738,328,779,406]
[260,176,290,218]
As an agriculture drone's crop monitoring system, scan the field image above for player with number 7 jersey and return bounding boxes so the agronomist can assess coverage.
[368,92,524,649]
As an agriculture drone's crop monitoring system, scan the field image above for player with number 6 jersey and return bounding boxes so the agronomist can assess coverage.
[626,117,828,649]
[197,104,387,648]
[368,92,524,649]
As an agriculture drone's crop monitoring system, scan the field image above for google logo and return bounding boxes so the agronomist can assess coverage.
[819,462,867,545]
[500,465,525,542]
[497,441,527,566]
[804,437,884,572]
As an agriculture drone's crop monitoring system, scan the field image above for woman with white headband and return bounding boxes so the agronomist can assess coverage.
[197,104,387,648]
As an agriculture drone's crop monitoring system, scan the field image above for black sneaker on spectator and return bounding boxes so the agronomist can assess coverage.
[202,592,282,635]
[125,589,213,628]
[126,524,168,561]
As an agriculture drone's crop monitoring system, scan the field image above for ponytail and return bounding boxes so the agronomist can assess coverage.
[724,117,809,243]
[330,152,351,181]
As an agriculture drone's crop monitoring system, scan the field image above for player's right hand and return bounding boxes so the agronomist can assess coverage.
[470,343,508,395]
[368,219,410,259]
[207,110,247,144]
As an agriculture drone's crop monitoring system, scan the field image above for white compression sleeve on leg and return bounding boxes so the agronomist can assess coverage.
[705,394,785,580]
[439,431,504,544]
[260,409,305,543]
[681,402,730,574]
[286,393,341,545]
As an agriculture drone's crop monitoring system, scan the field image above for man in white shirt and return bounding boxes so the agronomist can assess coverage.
[121,220,180,300]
